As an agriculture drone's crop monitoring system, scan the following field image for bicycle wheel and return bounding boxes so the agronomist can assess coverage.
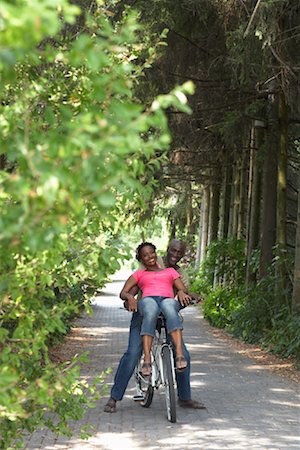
[162,345,176,423]
[134,362,154,408]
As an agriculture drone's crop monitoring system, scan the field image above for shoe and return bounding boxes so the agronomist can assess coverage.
[141,362,152,377]
[104,397,117,413]
[178,399,206,409]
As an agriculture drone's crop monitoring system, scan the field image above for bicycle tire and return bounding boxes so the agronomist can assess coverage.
[134,363,154,408]
[162,345,176,423]
[140,383,154,408]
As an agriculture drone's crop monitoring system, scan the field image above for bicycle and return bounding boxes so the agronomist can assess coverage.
[133,313,177,423]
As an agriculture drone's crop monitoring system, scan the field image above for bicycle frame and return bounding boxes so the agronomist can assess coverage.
[134,314,177,422]
[151,325,176,388]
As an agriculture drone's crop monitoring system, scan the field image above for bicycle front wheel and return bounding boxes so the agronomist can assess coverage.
[162,345,176,423]
[134,362,154,408]
[140,382,154,408]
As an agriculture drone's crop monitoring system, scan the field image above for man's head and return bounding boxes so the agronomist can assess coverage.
[165,239,186,268]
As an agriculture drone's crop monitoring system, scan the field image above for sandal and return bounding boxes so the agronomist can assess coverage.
[175,356,187,372]
[141,362,152,377]
[104,397,117,413]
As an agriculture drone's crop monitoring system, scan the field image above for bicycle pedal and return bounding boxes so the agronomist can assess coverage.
[133,394,145,402]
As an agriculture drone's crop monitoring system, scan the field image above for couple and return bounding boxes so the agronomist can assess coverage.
[104,239,205,413]
[121,241,191,376]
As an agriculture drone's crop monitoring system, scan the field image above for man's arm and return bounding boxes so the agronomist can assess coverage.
[120,276,139,312]
[173,278,191,307]
[177,268,201,304]
[123,285,139,310]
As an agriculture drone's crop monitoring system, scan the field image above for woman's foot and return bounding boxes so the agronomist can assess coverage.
[104,397,117,413]
[175,355,187,372]
[141,362,152,377]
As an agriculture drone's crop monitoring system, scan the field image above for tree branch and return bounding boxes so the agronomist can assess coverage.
[168,28,211,56]
[163,69,230,84]
[243,0,263,38]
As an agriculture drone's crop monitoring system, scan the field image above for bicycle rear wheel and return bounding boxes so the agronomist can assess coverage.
[162,345,176,423]
[134,362,154,408]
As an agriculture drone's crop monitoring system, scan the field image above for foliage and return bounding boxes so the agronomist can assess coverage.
[0,1,194,447]
[191,237,246,294]
[193,239,300,360]
[263,310,300,359]
[202,286,243,329]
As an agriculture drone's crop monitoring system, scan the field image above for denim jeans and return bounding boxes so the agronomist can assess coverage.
[138,296,183,336]
[110,310,191,402]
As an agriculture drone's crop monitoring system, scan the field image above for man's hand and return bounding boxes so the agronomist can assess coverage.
[126,294,138,312]
[122,285,139,311]
[177,290,192,307]
[189,292,202,304]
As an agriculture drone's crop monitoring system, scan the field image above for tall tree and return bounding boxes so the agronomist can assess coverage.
[259,82,278,278]
[292,173,300,314]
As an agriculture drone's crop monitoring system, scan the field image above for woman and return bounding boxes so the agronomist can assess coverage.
[120,242,191,376]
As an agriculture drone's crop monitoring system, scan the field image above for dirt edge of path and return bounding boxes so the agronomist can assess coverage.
[200,318,300,384]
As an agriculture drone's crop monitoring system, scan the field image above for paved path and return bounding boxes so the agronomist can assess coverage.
[25,270,300,450]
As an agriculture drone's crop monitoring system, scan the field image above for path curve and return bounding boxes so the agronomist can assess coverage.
[26,270,300,450]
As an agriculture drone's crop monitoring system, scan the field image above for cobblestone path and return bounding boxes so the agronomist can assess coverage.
[25,270,300,450]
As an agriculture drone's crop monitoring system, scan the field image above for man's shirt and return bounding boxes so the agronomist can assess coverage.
[156,255,190,290]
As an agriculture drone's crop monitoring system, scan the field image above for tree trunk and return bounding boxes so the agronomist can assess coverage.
[237,142,249,240]
[0,154,6,170]
[232,158,240,237]
[195,209,202,271]
[246,125,263,283]
[277,91,288,248]
[208,172,221,287]
[208,177,220,245]
[218,158,231,240]
[200,186,210,262]
[186,182,193,237]
[292,173,300,314]
[275,91,288,298]
[169,211,177,241]
[224,162,233,239]
[259,87,278,279]
[246,126,255,250]
[227,160,236,237]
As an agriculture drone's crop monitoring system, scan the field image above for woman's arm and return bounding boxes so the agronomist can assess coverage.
[173,278,191,306]
[120,275,139,312]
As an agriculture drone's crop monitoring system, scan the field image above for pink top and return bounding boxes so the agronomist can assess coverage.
[132,267,180,298]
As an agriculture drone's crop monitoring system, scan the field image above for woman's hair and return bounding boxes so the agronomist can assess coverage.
[136,242,156,261]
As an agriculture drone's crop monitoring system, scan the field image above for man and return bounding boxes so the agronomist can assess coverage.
[104,239,205,413]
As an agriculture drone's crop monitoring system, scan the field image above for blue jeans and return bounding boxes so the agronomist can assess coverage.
[138,296,183,336]
[110,311,191,402]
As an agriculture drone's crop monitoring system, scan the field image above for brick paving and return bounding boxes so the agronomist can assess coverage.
[25,269,300,450]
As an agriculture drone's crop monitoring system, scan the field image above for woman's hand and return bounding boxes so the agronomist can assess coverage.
[177,290,192,307]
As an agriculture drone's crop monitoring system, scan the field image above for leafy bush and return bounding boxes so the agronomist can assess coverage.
[0,2,194,447]
[192,238,300,361]
[202,286,243,328]
[191,237,246,295]
[262,310,300,359]
[229,283,274,342]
